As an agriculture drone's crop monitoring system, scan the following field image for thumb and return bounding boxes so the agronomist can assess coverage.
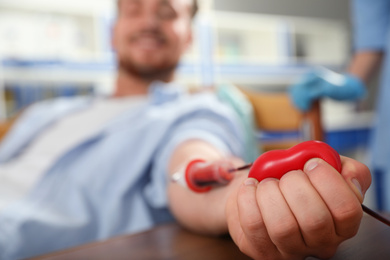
[339,155,372,203]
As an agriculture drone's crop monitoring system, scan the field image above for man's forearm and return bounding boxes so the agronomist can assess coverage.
[167,139,246,235]
[348,50,384,84]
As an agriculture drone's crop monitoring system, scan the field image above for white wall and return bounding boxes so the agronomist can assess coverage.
[213,0,350,22]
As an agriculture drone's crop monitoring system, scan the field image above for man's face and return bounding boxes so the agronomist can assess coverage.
[113,0,193,79]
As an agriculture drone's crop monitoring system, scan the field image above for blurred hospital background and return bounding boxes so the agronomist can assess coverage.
[0,0,375,200]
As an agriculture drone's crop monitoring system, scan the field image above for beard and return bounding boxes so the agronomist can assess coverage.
[117,28,180,82]
[118,56,178,82]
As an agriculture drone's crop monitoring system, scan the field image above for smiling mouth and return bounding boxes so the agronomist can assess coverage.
[130,34,166,50]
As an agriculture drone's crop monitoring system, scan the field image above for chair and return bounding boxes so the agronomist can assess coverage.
[0,116,18,142]
[239,87,324,152]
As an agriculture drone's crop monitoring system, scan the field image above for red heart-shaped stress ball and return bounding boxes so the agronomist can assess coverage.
[248,140,341,182]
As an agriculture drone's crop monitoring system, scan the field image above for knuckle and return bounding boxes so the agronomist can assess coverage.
[243,217,265,234]
[301,214,335,248]
[303,213,330,234]
[334,200,362,224]
[269,218,299,242]
[333,201,363,238]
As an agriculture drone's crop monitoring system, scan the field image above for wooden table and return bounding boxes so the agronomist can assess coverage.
[32,214,390,260]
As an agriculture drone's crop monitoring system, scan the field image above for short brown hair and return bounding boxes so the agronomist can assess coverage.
[117,0,198,18]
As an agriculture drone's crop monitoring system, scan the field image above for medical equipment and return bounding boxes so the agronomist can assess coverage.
[171,159,251,193]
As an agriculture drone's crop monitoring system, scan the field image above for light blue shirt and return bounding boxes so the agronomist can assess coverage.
[352,0,390,209]
[0,81,246,259]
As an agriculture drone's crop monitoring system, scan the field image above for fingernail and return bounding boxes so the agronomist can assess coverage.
[305,158,319,172]
[352,178,363,197]
[244,178,258,186]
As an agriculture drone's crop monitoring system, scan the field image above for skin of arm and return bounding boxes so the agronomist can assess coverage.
[167,139,247,235]
[168,140,372,259]
[348,50,384,85]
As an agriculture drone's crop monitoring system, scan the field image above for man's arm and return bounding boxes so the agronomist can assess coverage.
[349,0,389,85]
[348,50,384,85]
[167,140,372,259]
[167,139,247,235]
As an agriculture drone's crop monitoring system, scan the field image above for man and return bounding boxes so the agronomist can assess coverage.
[0,0,371,259]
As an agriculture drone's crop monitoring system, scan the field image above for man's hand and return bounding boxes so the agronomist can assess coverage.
[225,156,371,260]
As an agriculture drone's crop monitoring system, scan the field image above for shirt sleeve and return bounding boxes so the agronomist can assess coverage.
[351,0,390,51]
[143,94,246,208]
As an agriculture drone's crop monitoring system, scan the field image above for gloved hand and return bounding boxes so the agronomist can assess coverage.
[289,69,367,111]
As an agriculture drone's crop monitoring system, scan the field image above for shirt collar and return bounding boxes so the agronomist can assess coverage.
[148,81,186,105]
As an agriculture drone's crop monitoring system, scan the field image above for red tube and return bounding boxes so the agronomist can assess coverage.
[185,159,235,193]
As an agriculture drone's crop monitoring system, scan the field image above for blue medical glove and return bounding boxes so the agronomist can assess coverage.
[289,69,367,111]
